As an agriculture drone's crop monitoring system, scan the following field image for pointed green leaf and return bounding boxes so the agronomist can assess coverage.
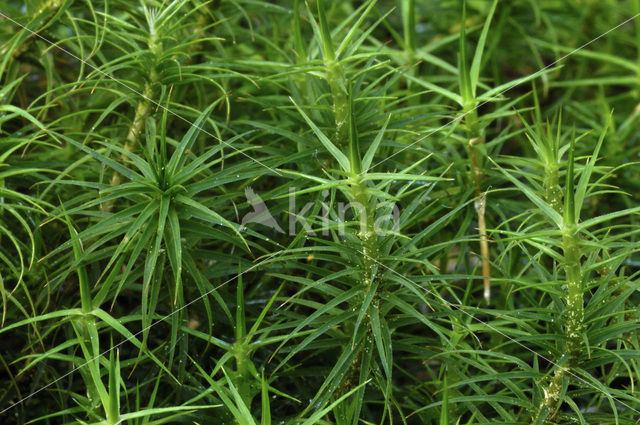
[290,97,350,171]
[470,0,498,96]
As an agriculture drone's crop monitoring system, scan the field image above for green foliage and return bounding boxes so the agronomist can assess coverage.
[2,0,640,424]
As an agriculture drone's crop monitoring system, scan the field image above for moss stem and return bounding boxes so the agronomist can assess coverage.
[467,109,490,303]
[533,211,584,422]
[350,175,378,285]
[327,60,349,148]
[104,83,153,211]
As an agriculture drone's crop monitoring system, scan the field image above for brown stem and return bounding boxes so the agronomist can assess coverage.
[468,136,490,303]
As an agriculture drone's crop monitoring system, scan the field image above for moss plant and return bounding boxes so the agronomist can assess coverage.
[3,1,640,424]
[535,137,586,423]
